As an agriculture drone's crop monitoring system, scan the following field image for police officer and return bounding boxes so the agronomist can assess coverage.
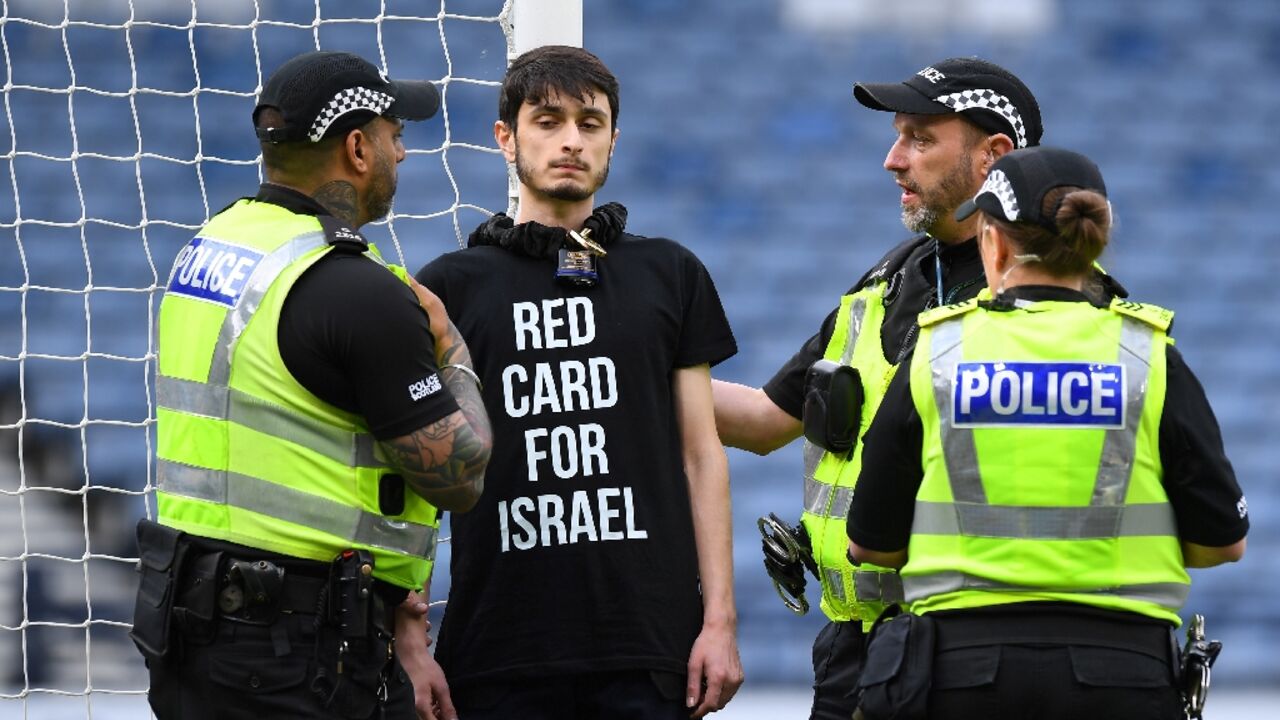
[712,58,1092,719]
[131,51,492,720]
[847,146,1249,720]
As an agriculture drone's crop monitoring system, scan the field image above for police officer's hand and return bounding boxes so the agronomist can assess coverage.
[406,278,449,348]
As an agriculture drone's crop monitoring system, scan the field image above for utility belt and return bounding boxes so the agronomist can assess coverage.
[131,520,402,718]
[176,551,395,635]
[930,606,1177,659]
[854,604,1182,720]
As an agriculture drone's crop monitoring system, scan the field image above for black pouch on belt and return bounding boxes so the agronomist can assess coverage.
[855,605,936,720]
[803,359,863,455]
[310,549,390,719]
[129,519,189,663]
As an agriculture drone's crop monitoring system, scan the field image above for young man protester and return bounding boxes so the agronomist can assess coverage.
[415,45,744,719]
[713,58,1124,720]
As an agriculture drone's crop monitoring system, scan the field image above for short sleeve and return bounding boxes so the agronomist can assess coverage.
[1158,345,1249,546]
[280,251,459,440]
[762,306,840,421]
[673,249,737,369]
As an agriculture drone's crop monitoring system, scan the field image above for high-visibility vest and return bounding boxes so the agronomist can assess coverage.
[155,199,440,590]
[802,283,905,626]
[903,293,1189,625]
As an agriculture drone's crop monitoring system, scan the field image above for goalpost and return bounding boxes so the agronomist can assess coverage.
[0,1,579,717]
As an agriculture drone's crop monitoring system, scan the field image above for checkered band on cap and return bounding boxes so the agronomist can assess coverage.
[308,86,395,142]
[979,169,1020,220]
[934,89,1028,148]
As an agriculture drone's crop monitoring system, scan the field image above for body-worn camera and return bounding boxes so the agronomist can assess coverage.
[802,359,863,455]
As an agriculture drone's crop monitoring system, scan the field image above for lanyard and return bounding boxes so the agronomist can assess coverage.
[933,237,945,306]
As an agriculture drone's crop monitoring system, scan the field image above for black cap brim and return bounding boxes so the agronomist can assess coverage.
[387,79,440,121]
[853,82,951,115]
[954,198,980,222]
[954,193,1005,223]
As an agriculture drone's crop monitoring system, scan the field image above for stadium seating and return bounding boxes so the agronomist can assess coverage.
[4,0,1275,689]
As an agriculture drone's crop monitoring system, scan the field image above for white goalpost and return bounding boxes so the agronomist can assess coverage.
[0,1,578,717]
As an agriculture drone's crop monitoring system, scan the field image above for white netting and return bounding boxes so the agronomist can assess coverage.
[0,0,513,716]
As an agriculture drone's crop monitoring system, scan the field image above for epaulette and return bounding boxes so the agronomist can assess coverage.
[918,297,979,327]
[1109,297,1174,332]
[317,214,371,252]
[853,235,931,292]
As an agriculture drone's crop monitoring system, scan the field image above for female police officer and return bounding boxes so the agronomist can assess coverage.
[845,146,1248,719]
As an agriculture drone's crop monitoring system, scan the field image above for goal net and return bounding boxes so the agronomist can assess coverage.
[0,0,570,716]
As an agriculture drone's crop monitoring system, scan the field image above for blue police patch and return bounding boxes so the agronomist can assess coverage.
[952,361,1125,428]
[166,237,264,308]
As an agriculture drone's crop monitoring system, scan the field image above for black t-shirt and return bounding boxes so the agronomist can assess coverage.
[262,184,459,439]
[417,230,737,684]
[763,236,984,420]
[847,286,1250,552]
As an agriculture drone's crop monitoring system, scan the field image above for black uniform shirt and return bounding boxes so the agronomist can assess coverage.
[178,184,458,600]
[847,285,1250,552]
[263,183,459,439]
[764,236,984,420]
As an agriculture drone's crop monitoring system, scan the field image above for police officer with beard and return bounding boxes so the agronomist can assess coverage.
[133,51,491,720]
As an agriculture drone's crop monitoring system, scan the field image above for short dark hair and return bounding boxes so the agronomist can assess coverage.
[256,107,378,177]
[499,45,619,130]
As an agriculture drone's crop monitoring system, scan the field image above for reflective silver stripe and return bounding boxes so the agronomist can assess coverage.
[911,500,1178,538]
[823,567,846,603]
[803,474,831,515]
[158,460,436,558]
[928,319,985,503]
[157,374,228,417]
[839,296,868,365]
[829,487,854,519]
[855,570,905,603]
[802,477,856,520]
[903,571,1189,608]
[157,375,384,468]
[802,440,824,494]
[1092,318,1154,506]
[802,294,872,517]
[209,231,328,385]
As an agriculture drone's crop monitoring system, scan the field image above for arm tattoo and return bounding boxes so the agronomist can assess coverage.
[381,317,492,508]
[313,181,360,227]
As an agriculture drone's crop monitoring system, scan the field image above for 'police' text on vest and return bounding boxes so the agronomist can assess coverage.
[952,361,1125,428]
[167,237,264,307]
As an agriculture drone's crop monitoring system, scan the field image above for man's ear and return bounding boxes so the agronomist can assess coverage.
[984,133,1016,169]
[609,127,619,158]
[495,120,516,162]
[343,128,372,175]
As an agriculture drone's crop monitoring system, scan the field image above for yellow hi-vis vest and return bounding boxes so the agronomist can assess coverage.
[155,199,440,591]
[801,284,905,626]
[903,293,1189,625]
